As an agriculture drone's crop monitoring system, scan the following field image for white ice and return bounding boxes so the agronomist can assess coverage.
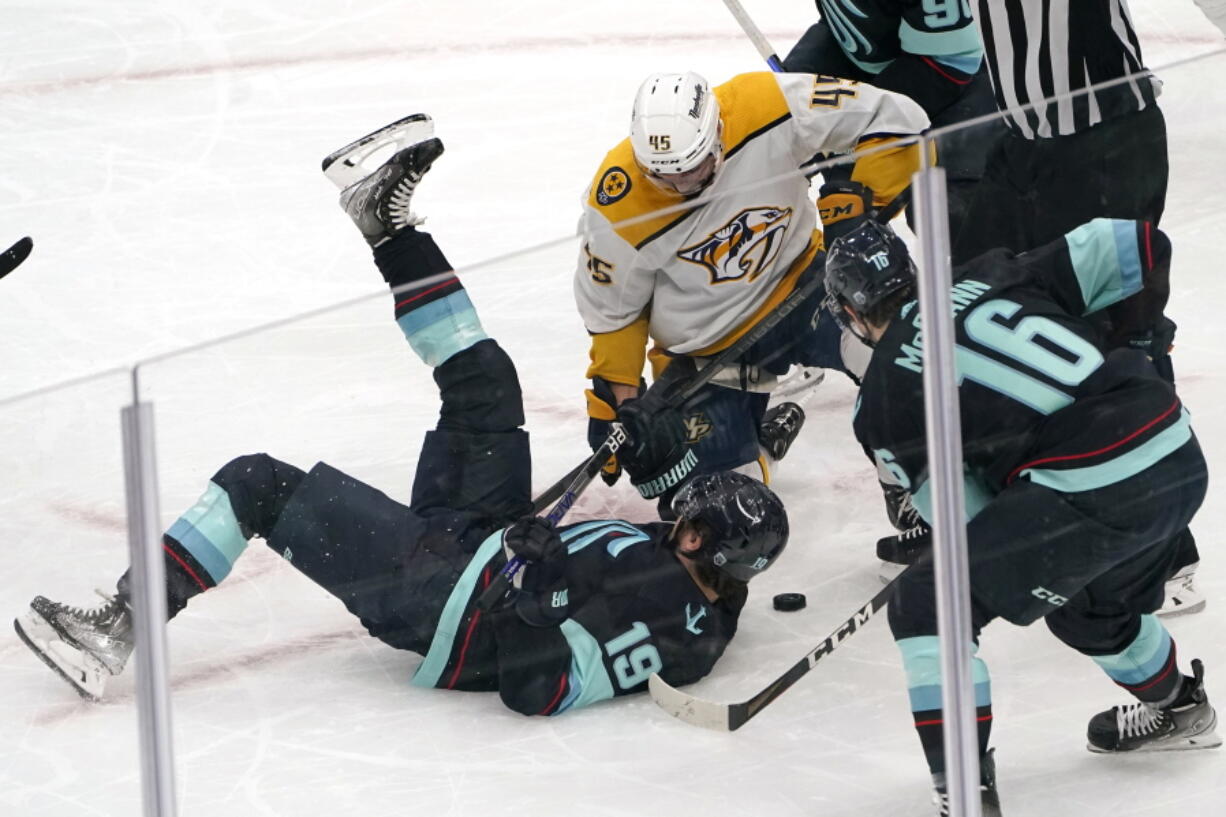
[1,2,1224,815]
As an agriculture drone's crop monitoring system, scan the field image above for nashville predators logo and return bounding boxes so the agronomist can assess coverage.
[596,167,631,206]
[683,412,713,443]
[677,206,793,284]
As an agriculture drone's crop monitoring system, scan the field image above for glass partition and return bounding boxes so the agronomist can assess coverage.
[4,3,1223,812]
[0,371,143,812]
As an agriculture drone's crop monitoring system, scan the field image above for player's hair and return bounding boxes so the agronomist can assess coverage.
[862,281,916,330]
[674,517,750,607]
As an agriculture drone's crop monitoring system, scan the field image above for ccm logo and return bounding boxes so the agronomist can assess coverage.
[1031,586,1068,606]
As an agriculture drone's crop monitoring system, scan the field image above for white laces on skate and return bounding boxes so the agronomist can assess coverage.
[53,589,123,624]
[1116,701,1168,738]
[385,176,425,229]
[898,524,930,542]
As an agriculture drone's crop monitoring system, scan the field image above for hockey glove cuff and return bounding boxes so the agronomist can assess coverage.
[818,180,877,246]
[502,516,569,627]
[587,376,643,486]
[616,395,698,499]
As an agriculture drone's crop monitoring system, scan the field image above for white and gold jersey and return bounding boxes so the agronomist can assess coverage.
[574,71,928,387]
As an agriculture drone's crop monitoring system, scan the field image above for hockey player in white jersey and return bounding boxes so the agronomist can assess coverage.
[574,70,928,511]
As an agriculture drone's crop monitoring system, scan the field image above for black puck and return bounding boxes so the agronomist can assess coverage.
[773,592,807,612]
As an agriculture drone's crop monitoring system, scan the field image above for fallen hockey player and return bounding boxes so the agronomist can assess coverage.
[14,115,789,715]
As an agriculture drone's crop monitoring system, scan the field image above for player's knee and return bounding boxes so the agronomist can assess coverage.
[436,339,525,433]
[888,565,940,639]
[1044,608,1140,655]
[211,453,278,494]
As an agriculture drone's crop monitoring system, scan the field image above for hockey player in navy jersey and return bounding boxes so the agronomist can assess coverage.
[782,0,1001,240]
[822,218,1218,813]
[14,118,789,715]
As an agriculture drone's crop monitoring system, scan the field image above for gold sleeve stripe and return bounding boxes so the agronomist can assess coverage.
[584,388,617,421]
[690,233,823,357]
[585,311,650,386]
[851,137,928,206]
[716,72,793,155]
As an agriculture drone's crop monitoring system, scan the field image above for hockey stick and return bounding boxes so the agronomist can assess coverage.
[719,0,785,71]
[0,237,33,280]
[648,575,900,731]
[477,259,832,611]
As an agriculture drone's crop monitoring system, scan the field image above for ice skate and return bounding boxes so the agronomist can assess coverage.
[14,591,133,701]
[1087,659,1221,753]
[1157,561,1205,617]
[758,401,806,461]
[772,364,825,402]
[932,748,1002,816]
[328,115,444,246]
[876,521,931,583]
[322,112,435,190]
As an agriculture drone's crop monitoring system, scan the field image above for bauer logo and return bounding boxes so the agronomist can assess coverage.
[597,167,631,206]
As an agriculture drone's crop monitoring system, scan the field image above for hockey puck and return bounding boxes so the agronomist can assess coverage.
[773,592,807,612]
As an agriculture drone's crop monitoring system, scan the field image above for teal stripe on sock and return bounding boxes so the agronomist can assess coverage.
[1093,615,1173,685]
[395,290,489,367]
[898,636,991,712]
[411,529,504,688]
[165,481,249,584]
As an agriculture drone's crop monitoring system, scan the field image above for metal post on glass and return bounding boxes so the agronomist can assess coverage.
[912,146,980,817]
[121,368,178,817]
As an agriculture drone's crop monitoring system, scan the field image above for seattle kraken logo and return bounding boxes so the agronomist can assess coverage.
[821,0,875,58]
[677,206,793,284]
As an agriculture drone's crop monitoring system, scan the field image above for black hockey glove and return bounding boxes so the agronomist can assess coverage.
[502,516,569,627]
[818,180,876,245]
[1119,315,1177,383]
[616,392,698,499]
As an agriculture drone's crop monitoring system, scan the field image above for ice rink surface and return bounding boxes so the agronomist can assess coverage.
[1,1,1224,815]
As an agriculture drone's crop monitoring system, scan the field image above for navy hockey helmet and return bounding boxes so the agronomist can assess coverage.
[822,220,917,327]
[671,472,789,582]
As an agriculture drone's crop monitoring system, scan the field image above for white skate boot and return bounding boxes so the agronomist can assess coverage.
[15,591,134,701]
[1157,561,1205,617]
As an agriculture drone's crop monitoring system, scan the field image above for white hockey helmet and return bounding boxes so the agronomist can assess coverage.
[629,72,723,195]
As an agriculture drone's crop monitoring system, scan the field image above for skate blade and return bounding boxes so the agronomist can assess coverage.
[322,113,434,190]
[1156,597,1206,618]
[14,613,107,701]
[772,366,826,402]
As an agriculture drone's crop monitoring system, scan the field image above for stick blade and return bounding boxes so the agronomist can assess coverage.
[647,673,737,732]
[0,236,33,279]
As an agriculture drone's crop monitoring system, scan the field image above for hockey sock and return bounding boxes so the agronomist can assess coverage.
[373,227,460,313]
[116,536,213,620]
[898,635,994,776]
[373,229,488,367]
[1091,614,1183,705]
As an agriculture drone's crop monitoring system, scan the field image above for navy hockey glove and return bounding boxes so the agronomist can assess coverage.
[818,180,876,245]
[616,392,698,499]
[502,517,569,627]
[1120,316,1177,383]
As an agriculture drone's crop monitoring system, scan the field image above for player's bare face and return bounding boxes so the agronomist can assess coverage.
[645,152,718,196]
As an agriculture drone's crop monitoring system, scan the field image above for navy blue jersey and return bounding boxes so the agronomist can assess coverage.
[409,518,740,716]
[817,0,982,75]
[854,219,1187,521]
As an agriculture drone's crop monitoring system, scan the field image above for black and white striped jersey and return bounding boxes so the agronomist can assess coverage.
[974,0,1157,138]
